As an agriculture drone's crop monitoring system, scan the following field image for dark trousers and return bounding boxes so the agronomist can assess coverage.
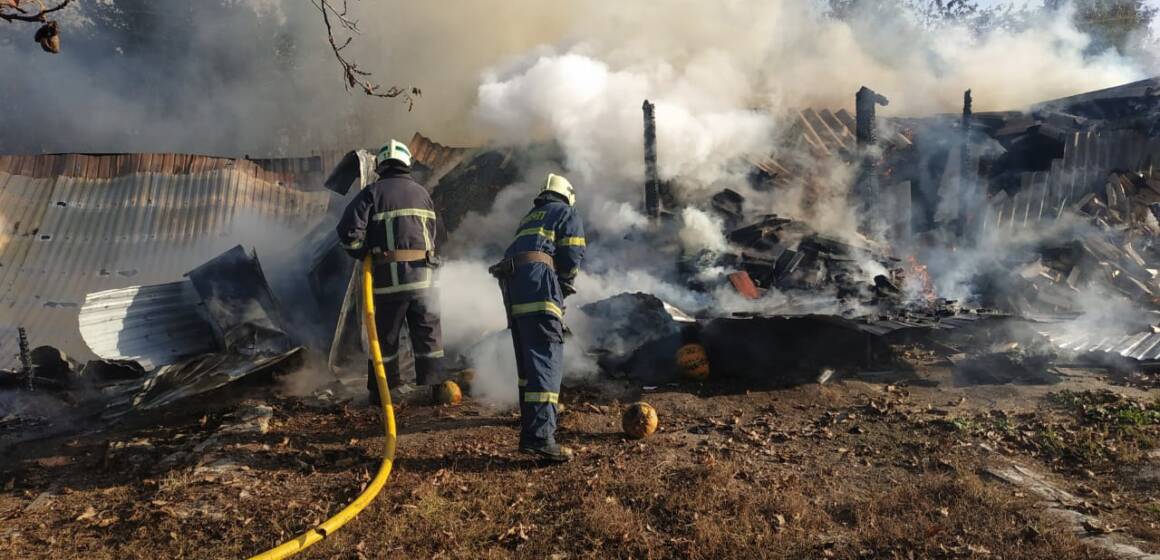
[511,314,564,447]
[366,293,444,397]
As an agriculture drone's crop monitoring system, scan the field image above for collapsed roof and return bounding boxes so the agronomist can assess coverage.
[0,153,334,370]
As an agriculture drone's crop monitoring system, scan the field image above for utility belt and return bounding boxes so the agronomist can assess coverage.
[371,248,440,267]
[488,251,554,279]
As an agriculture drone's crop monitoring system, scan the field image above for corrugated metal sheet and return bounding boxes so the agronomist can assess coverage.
[0,153,331,370]
[981,129,1160,232]
[0,153,337,191]
[78,281,215,370]
[409,133,469,172]
[408,132,471,188]
[1040,328,1160,362]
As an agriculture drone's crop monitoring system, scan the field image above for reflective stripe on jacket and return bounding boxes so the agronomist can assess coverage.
[337,170,438,297]
[503,194,586,320]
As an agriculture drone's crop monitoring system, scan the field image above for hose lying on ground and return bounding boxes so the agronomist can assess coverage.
[247,256,396,560]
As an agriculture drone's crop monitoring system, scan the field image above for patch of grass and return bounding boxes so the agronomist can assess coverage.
[1145,503,1160,517]
[1047,390,1160,427]
[939,391,1160,470]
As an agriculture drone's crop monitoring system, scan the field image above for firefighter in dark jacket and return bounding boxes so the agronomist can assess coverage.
[337,139,445,404]
[491,173,585,462]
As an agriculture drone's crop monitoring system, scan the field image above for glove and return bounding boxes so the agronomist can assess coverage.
[561,279,577,299]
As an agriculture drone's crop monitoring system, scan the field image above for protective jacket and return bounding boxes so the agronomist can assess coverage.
[498,192,585,448]
[337,169,438,299]
[338,167,445,391]
[502,193,586,324]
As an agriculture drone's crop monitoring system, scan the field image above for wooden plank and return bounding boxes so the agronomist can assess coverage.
[818,109,854,151]
[795,111,829,155]
[1019,174,1034,228]
[1032,171,1048,222]
[834,109,856,134]
[801,109,843,154]
[1048,159,1064,212]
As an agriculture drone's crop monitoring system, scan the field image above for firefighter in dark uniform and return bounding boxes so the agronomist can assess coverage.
[491,173,585,462]
[337,139,446,404]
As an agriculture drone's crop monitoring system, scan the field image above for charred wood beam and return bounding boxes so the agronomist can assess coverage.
[855,86,889,147]
[17,326,32,390]
[643,99,661,220]
[959,89,974,241]
[855,86,889,224]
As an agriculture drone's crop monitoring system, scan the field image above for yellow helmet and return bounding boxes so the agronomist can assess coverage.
[376,139,412,168]
[542,173,576,206]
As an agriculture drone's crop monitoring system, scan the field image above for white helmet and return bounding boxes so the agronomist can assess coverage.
[376,139,412,168]
[541,173,576,206]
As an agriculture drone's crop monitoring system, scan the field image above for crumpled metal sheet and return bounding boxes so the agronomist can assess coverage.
[76,244,302,416]
[78,280,216,370]
[102,346,303,418]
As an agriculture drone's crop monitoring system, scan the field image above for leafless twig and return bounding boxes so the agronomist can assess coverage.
[0,0,71,23]
[312,0,420,109]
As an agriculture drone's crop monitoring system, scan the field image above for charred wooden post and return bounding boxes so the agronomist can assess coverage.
[959,89,974,242]
[855,86,888,147]
[642,99,661,220]
[18,327,32,390]
[855,86,889,225]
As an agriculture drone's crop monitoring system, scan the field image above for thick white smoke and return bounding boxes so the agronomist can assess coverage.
[5,1,1153,399]
[459,0,1146,307]
[5,1,1143,154]
[426,0,1151,396]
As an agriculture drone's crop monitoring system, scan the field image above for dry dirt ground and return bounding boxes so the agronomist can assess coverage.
[0,363,1157,559]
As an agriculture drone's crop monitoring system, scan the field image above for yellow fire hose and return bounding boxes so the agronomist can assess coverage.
[247,256,396,560]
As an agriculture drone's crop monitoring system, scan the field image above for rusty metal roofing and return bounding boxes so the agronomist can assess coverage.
[409,133,469,172]
[408,132,472,188]
[0,153,331,370]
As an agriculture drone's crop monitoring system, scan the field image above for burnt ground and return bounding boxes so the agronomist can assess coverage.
[0,360,1157,560]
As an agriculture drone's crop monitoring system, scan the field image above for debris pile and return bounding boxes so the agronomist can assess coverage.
[981,170,1160,319]
[1,245,303,447]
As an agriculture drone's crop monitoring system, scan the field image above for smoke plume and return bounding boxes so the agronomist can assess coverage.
[4,0,1154,400]
[1,1,1144,156]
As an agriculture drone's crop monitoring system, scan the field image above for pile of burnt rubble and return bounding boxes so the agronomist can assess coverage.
[685,188,952,318]
[979,171,1160,318]
[0,246,304,446]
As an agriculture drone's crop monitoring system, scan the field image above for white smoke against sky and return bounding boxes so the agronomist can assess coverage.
[5,1,1142,154]
[466,0,1144,280]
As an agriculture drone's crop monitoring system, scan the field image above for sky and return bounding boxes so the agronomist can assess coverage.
[977,0,1160,32]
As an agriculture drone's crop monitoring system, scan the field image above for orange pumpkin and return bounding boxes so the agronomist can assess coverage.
[622,402,659,439]
[435,380,462,405]
[676,343,710,381]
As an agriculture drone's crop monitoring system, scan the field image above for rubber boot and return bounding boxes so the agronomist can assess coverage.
[519,442,574,463]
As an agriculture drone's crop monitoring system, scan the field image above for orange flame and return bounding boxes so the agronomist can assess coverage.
[905,255,936,302]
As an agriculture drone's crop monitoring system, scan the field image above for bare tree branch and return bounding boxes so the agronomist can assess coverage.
[0,0,71,23]
[314,0,420,109]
